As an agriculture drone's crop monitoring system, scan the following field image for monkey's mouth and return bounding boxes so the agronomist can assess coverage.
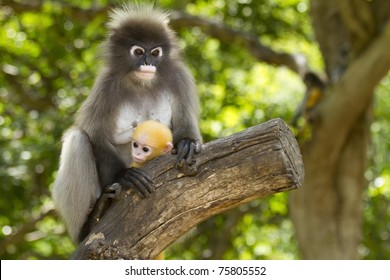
[133,156,144,163]
[136,65,156,80]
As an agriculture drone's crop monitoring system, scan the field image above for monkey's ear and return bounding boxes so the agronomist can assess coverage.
[164,142,173,153]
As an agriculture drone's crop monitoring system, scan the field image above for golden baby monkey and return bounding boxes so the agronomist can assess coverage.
[131,120,173,168]
[132,120,173,260]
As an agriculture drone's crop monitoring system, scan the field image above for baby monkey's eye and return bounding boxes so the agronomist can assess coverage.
[133,142,139,148]
[142,147,150,153]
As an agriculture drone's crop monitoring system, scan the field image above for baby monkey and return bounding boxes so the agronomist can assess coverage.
[79,120,173,240]
[131,120,173,168]
[133,120,173,260]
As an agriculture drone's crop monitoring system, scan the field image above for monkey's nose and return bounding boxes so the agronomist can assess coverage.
[145,56,152,66]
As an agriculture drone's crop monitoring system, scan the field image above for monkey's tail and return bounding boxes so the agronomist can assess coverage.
[52,127,101,243]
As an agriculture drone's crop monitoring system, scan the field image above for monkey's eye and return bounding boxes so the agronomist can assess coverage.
[133,141,139,148]
[142,147,150,153]
[151,47,163,58]
[130,46,145,57]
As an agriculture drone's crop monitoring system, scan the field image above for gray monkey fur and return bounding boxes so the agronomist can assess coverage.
[52,4,202,243]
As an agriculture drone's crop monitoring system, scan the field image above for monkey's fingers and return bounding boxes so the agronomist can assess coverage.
[121,175,152,198]
[103,183,122,200]
[121,168,155,198]
[174,139,202,168]
[186,144,195,164]
[130,168,155,188]
[186,140,202,164]
[194,140,202,154]
[174,138,191,168]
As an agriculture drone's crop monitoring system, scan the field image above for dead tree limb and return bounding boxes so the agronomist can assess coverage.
[72,118,304,259]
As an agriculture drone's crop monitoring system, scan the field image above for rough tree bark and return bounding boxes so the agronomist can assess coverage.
[72,119,303,259]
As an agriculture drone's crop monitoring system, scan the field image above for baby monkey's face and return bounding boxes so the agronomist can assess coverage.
[132,140,154,165]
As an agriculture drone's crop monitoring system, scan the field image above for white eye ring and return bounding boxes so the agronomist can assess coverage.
[151,47,163,58]
[130,45,145,56]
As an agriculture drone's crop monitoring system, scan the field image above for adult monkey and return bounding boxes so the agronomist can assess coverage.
[52,3,202,243]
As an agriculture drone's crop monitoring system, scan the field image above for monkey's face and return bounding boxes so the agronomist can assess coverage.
[108,21,172,84]
[129,45,163,81]
[132,140,153,165]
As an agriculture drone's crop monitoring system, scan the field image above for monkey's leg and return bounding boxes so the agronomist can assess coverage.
[78,169,155,242]
[78,183,122,242]
[52,127,101,243]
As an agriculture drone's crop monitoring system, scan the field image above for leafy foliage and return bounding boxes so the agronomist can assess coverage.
[0,0,389,260]
[361,75,390,259]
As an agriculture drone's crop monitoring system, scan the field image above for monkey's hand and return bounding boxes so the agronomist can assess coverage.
[118,168,155,198]
[172,138,202,169]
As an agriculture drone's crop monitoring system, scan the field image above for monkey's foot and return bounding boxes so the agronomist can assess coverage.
[103,183,122,200]
[92,183,122,220]
[78,183,123,242]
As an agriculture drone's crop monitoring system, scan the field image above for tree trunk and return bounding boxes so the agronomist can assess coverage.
[290,112,370,259]
[72,119,304,259]
[290,0,390,259]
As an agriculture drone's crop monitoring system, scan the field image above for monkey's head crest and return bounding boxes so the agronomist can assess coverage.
[107,3,170,31]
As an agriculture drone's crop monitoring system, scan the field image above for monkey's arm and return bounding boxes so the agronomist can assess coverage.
[170,64,202,167]
[91,138,154,197]
[78,138,154,242]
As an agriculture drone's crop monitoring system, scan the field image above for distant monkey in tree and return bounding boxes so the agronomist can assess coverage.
[131,120,173,168]
[52,4,202,243]
[291,71,327,127]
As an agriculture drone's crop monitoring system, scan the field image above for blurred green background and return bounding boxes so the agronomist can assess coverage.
[1,0,389,259]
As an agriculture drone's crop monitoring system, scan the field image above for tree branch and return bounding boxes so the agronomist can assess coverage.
[169,12,308,76]
[311,21,390,167]
[3,1,309,76]
[335,0,376,55]
[1,0,107,21]
[71,118,303,259]
[1,68,55,111]
[0,208,56,256]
